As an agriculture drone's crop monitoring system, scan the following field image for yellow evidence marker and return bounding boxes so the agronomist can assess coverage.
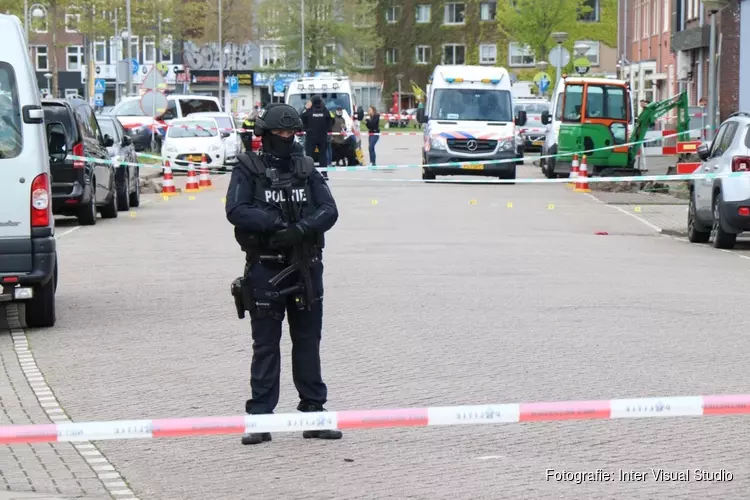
[506,202,513,208]
[548,204,555,210]
[188,195,196,201]
[469,199,477,205]
[222,197,227,204]
[129,211,137,218]
[634,206,642,213]
[371,199,378,205]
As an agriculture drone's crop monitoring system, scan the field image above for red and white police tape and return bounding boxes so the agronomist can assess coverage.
[2,394,749,444]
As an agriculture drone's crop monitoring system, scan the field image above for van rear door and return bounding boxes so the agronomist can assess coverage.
[0,61,32,270]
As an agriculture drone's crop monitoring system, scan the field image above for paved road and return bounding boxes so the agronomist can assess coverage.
[3,135,750,499]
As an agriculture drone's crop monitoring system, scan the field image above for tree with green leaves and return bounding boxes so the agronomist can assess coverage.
[255,0,381,74]
[496,0,589,62]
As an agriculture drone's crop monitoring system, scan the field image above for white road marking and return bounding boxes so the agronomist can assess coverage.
[474,455,504,460]
[57,226,81,238]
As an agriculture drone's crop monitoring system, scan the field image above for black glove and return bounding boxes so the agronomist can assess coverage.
[269,224,305,249]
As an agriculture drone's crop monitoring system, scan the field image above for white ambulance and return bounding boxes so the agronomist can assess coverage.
[416,65,527,181]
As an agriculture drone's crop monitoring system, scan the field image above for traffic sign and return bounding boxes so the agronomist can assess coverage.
[273,80,285,94]
[94,79,106,93]
[130,58,139,76]
[573,57,592,75]
[228,76,239,95]
[533,71,552,93]
[548,46,570,68]
[139,90,168,118]
[94,93,104,107]
[140,66,167,91]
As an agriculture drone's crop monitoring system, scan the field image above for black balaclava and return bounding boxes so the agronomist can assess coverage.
[261,132,296,166]
[312,95,324,109]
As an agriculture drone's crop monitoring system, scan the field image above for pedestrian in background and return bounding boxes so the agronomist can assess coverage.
[302,95,333,179]
[365,106,380,166]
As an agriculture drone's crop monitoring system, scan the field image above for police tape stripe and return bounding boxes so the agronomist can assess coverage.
[1,394,748,444]
[96,127,705,175]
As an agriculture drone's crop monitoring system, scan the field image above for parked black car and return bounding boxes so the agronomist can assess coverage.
[42,98,118,225]
[97,115,140,211]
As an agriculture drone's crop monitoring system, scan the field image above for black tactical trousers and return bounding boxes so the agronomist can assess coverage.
[245,259,327,415]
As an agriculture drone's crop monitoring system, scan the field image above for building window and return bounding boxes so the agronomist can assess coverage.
[94,39,106,64]
[415,45,432,64]
[321,44,337,67]
[652,0,659,36]
[66,45,84,71]
[643,0,650,38]
[116,36,140,62]
[634,1,640,40]
[30,7,48,33]
[663,0,669,32]
[385,6,401,23]
[480,1,497,21]
[355,48,375,68]
[444,3,465,24]
[443,44,465,64]
[385,48,398,65]
[65,13,80,33]
[160,37,174,63]
[508,42,535,67]
[575,40,600,66]
[479,43,497,64]
[260,45,284,67]
[577,0,599,22]
[143,36,156,63]
[416,4,431,23]
[31,46,48,71]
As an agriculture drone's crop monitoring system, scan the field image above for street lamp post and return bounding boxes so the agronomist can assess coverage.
[301,0,305,75]
[125,0,133,97]
[551,32,568,86]
[43,73,52,96]
[702,0,731,139]
[218,0,223,108]
[24,3,45,43]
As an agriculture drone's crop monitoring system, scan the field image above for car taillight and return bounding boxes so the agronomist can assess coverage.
[31,173,50,227]
[72,142,84,168]
[731,156,750,172]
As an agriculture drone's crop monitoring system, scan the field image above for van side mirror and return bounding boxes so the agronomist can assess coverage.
[103,134,115,147]
[541,110,551,125]
[416,107,427,124]
[515,110,527,127]
[356,107,364,121]
[697,142,710,161]
[122,134,132,147]
[221,131,231,138]
[46,122,67,160]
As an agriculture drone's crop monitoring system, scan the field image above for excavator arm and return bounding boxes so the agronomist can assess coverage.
[628,91,689,164]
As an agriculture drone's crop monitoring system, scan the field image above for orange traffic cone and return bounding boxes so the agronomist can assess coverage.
[198,155,213,190]
[161,161,178,196]
[184,162,200,192]
[568,154,579,188]
[575,155,591,193]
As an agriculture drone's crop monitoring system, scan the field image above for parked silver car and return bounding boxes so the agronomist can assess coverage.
[688,112,750,249]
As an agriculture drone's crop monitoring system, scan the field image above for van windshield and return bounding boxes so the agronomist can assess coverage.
[0,63,22,158]
[288,93,352,115]
[430,89,513,122]
[514,102,550,126]
[178,98,220,117]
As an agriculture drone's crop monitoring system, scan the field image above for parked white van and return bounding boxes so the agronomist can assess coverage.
[0,15,57,327]
[416,65,527,181]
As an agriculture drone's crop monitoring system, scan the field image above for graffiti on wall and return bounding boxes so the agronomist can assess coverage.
[182,42,253,70]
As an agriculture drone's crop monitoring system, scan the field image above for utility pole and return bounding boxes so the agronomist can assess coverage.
[126,0,133,97]
[218,0,223,108]
[114,9,120,104]
[301,0,305,74]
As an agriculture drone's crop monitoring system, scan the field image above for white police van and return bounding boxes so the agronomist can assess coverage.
[416,65,526,181]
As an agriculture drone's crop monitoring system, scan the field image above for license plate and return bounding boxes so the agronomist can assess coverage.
[187,155,201,162]
[533,140,544,146]
[461,163,484,170]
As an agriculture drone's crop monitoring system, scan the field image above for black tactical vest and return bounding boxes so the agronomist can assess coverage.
[234,152,324,256]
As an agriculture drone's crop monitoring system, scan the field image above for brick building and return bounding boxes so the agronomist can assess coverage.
[620,0,742,127]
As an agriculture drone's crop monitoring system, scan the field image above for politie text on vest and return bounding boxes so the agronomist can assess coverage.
[265,188,308,203]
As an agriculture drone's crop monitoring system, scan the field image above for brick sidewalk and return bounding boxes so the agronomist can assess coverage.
[0,307,111,499]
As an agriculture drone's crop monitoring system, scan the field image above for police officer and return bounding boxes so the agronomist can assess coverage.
[225,103,342,445]
[302,95,333,179]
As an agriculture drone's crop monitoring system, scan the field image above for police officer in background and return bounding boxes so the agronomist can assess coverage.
[225,103,341,445]
[302,95,333,179]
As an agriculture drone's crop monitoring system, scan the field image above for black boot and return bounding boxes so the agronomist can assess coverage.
[298,402,342,440]
[241,432,272,445]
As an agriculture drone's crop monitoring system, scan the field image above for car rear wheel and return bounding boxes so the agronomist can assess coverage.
[711,192,737,249]
[25,262,56,328]
[687,191,710,243]
[116,176,131,211]
[129,169,141,207]
[77,183,97,226]
[422,168,435,180]
[100,185,119,219]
